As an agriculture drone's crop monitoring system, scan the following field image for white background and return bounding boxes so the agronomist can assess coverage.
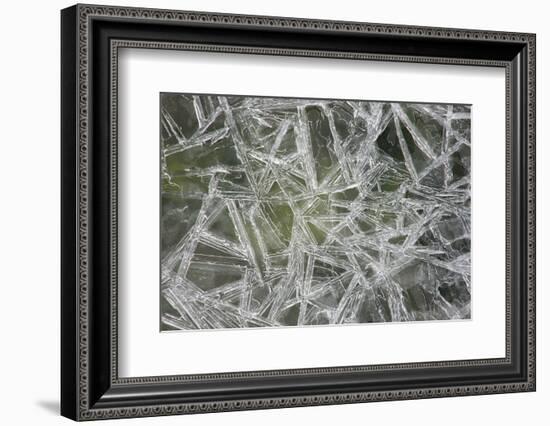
[119,49,505,377]
[0,0,547,425]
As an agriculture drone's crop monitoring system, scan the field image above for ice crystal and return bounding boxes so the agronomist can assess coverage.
[160,94,471,330]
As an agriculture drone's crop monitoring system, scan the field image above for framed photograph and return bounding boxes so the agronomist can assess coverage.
[61,4,536,421]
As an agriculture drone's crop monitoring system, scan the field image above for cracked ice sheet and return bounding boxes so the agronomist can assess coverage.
[160,93,471,331]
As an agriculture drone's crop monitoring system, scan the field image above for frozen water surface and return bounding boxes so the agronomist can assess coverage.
[159,93,471,330]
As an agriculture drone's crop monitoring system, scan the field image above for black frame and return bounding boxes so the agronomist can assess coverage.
[61,4,536,421]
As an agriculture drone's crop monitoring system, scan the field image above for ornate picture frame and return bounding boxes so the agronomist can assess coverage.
[61,4,535,421]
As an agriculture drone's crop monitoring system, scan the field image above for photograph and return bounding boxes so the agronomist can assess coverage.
[160,94,472,330]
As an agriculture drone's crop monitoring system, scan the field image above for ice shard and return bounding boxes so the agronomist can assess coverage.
[160,94,471,330]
